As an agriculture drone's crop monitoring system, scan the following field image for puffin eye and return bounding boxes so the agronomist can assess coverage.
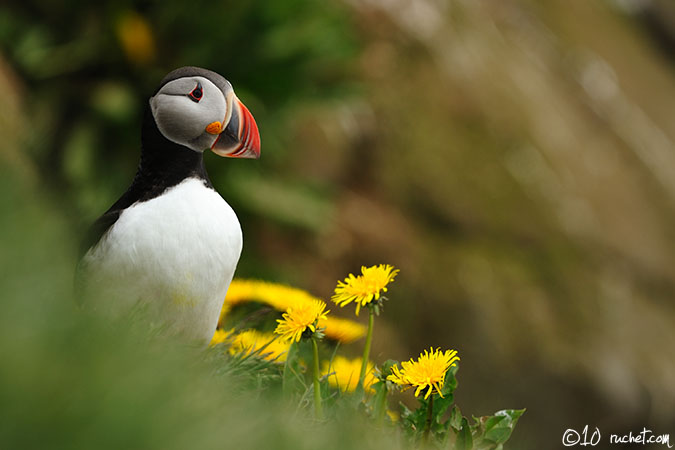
[188,82,203,102]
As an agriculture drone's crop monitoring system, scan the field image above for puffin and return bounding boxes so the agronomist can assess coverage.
[77,66,260,344]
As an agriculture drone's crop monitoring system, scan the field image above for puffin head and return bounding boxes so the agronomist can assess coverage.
[149,66,260,159]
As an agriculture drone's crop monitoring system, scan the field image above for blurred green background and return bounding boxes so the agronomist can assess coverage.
[1,0,674,448]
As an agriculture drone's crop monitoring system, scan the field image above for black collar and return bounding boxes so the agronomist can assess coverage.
[82,104,213,253]
[134,104,214,201]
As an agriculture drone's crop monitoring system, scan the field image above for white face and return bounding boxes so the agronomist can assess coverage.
[149,76,232,152]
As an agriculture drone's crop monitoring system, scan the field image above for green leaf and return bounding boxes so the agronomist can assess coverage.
[399,397,430,436]
[432,392,454,425]
[490,409,526,444]
[371,380,388,421]
[456,417,473,450]
[496,408,526,423]
[441,363,459,397]
[448,405,463,431]
[484,415,506,433]
[485,427,511,444]
[398,401,419,437]
[474,409,526,446]
[429,393,454,442]
[379,359,398,379]
[399,401,413,420]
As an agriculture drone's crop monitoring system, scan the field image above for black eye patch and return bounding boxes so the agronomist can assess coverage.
[188,82,203,102]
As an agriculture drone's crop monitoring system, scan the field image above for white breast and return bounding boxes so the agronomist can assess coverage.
[81,178,242,343]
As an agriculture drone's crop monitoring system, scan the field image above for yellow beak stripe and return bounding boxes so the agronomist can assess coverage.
[205,121,223,135]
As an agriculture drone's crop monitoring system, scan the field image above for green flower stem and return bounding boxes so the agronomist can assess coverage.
[424,395,434,442]
[358,307,375,392]
[311,337,323,419]
[374,382,388,425]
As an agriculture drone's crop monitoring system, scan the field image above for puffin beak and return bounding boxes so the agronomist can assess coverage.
[210,96,261,159]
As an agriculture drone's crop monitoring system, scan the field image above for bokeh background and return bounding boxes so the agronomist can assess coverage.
[1,0,674,448]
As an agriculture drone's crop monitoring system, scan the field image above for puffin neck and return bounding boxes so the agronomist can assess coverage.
[81,105,215,256]
[137,106,213,191]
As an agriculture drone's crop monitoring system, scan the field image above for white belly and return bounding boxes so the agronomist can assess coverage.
[81,178,242,343]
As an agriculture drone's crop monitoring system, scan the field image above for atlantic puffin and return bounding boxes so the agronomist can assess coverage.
[78,66,260,344]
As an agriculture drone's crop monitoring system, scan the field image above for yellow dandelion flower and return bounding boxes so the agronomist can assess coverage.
[332,264,399,315]
[387,347,459,399]
[224,279,321,312]
[229,330,290,363]
[274,300,329,343]
[220,279,279,325]
[322,356,376,393]
[210,328,234,346]
[221,279,366,343]
[319,316,367,343]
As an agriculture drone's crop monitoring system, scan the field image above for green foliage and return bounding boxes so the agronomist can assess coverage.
[206,342,281,391]
[396,364,524,449]
[444,408,526,450]
[399,364,456,438]
[213,298,525,450]
[282,341,305,397]
[455,417,473,450]
[471,409,526,450]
